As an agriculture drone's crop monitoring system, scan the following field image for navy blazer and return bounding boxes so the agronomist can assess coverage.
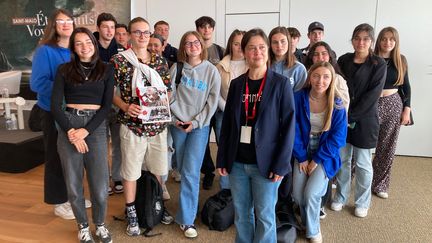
[216,69,295,177]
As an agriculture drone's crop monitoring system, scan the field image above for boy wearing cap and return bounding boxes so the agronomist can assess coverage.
[301,21,325,56]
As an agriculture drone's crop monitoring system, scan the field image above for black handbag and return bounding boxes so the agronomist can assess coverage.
[201,189,234,231]
[398,88,414,126]
[28,104,44,131]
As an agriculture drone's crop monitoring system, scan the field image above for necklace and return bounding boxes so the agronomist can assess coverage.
[79,63,92,70]
[79,63,92,81]
[309,93,325,102]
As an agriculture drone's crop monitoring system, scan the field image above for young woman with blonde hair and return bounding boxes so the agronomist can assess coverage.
[292,62,347,243]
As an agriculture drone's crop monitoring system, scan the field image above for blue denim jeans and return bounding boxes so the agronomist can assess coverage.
[334,143,373,209]
[214,110,230,189]
[292,133,328,238]
[171,125,209,225]
[229,162,281,243]
[292,162,328,238]
[57,111,109,225]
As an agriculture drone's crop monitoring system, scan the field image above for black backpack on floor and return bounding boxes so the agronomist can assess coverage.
[135,170,164,237]
[201,189,234,231]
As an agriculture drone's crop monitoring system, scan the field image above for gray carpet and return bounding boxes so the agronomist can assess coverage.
[108,155,432,243]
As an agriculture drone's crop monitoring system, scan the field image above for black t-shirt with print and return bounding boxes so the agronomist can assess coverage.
[236,77,264,164]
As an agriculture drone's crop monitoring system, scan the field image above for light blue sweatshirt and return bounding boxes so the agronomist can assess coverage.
[170,60,221,129]
[271,60,307,92]
[30,44,71,111]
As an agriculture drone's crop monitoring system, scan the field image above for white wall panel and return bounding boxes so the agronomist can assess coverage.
[145,0,218,48]
[226,0,280,14]
[289,0,377,57]
[225,13,279,46]
[376,0,432,156]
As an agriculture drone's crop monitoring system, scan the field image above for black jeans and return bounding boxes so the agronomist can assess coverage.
[41,108,68,204]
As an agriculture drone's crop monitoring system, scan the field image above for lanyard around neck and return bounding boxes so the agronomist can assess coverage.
[244,71,266,123]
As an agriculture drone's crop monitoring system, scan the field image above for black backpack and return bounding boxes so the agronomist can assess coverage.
[201,189,234,231]
[135,170,164,237]
[276,202,299,243]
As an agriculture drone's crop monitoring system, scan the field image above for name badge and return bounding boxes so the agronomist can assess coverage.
[240,126,252,144]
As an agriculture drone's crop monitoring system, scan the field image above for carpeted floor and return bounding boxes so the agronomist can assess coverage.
[108,154,432,243]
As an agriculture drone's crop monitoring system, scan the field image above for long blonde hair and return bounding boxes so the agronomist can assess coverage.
[374,27,407,86]
[303,62,337,132]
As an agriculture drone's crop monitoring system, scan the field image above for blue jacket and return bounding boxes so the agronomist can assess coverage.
[216,69,295,177]
[30,45,71,111]
[293,89,347,179]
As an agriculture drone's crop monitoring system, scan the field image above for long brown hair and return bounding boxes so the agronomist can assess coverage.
[351,23,375,56]
[177,31,208,63]
[39,9,75,46]
[303,62,338,132]
[268,26,295,68]
[374,27,407,85]
[59,27,106,84]
[224,29,246,58]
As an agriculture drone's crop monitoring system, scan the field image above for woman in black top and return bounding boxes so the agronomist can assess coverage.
[372,27,412,199]
[51,27,114,243]
[331,23,386,218]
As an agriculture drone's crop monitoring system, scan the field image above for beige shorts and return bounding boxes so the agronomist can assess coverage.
[120,124,168,181]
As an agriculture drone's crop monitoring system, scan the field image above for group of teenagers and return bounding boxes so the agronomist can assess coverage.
[29,7,412,243]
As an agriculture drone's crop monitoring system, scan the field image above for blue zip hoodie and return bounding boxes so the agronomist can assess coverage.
[293,89,347,179]
[30,44,71,111]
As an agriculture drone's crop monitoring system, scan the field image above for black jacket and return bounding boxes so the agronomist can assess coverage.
[338,53,386,148]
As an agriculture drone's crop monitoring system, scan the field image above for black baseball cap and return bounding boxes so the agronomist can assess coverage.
[308,21,324,33]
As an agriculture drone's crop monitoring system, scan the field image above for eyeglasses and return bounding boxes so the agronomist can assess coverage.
[184,40,201,48]
[132,30,151,37]
[56,19,74,25]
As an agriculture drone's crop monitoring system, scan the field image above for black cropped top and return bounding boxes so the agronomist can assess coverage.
[383,58,411,107]
[51,63,115,134]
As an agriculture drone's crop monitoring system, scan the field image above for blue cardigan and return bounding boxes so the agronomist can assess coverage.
[30,45,71,111]
[216,69,295,177]
[293,89,347,179]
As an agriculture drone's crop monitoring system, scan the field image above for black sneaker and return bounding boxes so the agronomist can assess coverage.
[319,207,327,219]
[161,209,174,225]
[202,173,215,190]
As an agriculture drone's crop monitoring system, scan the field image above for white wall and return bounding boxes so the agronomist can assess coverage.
[131,0,432,157]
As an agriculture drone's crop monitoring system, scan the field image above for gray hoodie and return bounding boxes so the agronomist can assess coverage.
[170,60,221,129]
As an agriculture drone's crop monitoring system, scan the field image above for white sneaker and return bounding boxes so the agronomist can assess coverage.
[54,202,75,220]
[171,170,181,182]
[162,184,171,201]
[78,226,94,243]
[376,192,389,199]
[310,232,322,243]
[354,207,368,218]
[85,199,92,208]
[330,202,343,211]
[180,224,198,238]
[95,224,112,243]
